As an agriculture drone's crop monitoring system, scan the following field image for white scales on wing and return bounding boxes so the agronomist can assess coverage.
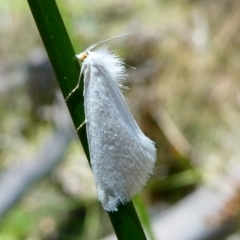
[66,35,156,212]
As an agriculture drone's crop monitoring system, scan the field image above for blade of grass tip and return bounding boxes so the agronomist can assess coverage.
[27,0,147,239]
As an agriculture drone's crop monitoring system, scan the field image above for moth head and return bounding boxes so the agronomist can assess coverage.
[76,52,88,62]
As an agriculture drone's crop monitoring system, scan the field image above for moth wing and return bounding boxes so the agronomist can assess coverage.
[84,64,156,212]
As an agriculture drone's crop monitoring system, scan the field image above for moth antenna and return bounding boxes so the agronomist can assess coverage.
[86,33,131,51]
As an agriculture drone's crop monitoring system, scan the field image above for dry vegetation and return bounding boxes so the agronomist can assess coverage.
[0,0,240,239]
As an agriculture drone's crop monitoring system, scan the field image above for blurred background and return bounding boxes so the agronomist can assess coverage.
[1,0,240,239]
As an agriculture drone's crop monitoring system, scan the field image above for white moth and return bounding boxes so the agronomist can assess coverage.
[66,34,156,212]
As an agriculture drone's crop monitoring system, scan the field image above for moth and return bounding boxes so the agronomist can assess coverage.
[66,34,156,211]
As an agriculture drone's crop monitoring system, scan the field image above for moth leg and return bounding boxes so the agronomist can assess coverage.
[65,85,79,101]
[76,120,86,132]
[65,68,83,101]
[125,63,136,69]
